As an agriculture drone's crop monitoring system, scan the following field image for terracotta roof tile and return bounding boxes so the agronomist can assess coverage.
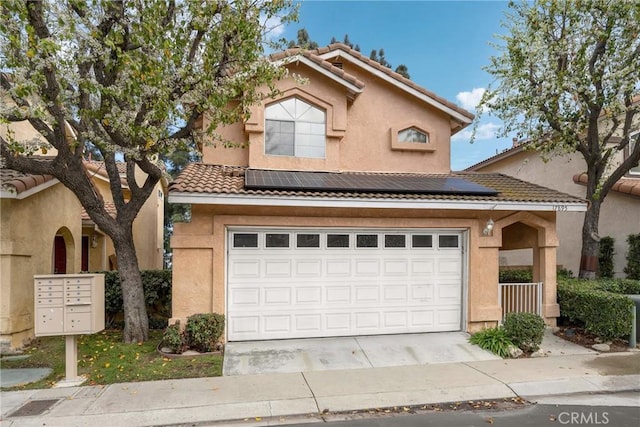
[170,163,586,205]
[573,173,640,198]
[0,156,57,196]
[81,202,117,221]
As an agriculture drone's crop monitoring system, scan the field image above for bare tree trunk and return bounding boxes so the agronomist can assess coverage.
[579,198,602,279]
[112,227,149,343]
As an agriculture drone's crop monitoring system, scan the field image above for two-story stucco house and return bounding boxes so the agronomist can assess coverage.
[169,44,587,342]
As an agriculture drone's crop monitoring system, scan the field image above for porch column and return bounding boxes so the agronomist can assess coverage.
[539,244,560,326]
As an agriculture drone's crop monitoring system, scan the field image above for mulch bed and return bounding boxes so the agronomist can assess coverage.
[554,325,631,352]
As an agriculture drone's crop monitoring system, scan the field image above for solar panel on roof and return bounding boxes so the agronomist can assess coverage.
[245,170,498,196]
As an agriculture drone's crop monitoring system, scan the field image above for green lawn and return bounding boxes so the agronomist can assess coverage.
[0,329,223,390]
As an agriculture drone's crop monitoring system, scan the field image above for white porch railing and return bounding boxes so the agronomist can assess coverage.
[499,282,543,320]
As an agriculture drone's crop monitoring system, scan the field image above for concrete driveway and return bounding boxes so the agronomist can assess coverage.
[223,332,501,376]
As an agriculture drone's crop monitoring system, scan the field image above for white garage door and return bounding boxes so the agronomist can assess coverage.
[227,228,463,341]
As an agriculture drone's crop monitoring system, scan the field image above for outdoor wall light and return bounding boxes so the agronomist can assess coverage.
[91,234,98,248]
[483,218,495,236]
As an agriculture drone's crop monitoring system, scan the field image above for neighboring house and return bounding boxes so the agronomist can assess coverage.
[1,122,166,351]
[467,139,640,277]
[169,44,587,342]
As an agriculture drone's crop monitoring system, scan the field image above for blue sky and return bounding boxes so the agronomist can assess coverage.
[277,0,516,170]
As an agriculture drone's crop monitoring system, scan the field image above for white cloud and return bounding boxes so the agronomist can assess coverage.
[262,15,285,38]
[456,87,486,111]
[451,122,500,142]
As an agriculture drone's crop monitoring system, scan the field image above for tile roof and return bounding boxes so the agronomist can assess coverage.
[0,156,57,196]
[81,202,117,221]
[573,173,640,198]
[271,43,473,122]
[169,163,586,205]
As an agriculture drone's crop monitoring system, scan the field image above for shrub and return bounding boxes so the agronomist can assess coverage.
[624,233,640,279]
[557,266,574,279]
[469,327,514,358]
[596,278,640,295]
[502,312,545,353]
[185,313,225,353]
[557,278,634,340]
[598,236,615,278]
[162,323,186,354]
[499,269,532,283]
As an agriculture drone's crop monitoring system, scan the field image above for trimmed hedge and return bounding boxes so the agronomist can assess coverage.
[597,236,615,278]
[101,269,172,329]
[625,233,640,279]
[557,278,636,340]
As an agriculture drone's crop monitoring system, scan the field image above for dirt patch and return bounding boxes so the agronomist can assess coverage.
[554,326,632,352]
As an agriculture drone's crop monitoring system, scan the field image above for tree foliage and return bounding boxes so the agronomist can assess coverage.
[477,0,640,278]
[0,0,296,342]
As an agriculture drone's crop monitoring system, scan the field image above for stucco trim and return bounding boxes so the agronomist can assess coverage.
[274,55,364,95]
[168,192,588,212]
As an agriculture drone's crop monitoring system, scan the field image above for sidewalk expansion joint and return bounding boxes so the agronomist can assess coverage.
[462,361,520,397]
[354,337,374,368]
[301,371,321,414]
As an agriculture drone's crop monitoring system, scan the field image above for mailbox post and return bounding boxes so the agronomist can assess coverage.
[34,274,105,386]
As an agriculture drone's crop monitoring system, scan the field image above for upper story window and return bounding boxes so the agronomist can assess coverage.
[265,98,326,159]
[398,127,428,144]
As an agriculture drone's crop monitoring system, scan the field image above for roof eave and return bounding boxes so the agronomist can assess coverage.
[168,192,588,212]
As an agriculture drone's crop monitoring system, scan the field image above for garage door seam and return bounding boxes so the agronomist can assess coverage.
[301,372,321,413]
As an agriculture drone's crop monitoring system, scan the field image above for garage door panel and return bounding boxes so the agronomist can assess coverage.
[228,229,463,341]
[411,258,435,275]
[383,285,408,301]
[231,260,260,277]
[355,312,380,329]
[264,287,291,304]
[383,259,409,276]
[264,259,292,277]
[263,315,290,333]
[355,259,380,276]
[230,288,260,306]
[355,286,379,303]
[326,286,351,304]
[295,260,322,276]
[295,287,322,304]
[326,259,351,276]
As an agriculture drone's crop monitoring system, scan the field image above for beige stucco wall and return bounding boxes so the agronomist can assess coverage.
[476,150,639,276]
[201,61,452,173]
[90,174,165,270]
[0,183,82,350]
[171,205,560,338]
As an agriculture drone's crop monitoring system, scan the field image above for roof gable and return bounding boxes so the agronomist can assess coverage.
[272,44,474,132]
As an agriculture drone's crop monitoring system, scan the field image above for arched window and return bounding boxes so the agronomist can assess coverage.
[398,127,428,144]
[265,98,326,158]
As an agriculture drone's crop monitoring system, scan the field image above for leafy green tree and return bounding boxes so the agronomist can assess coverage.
[395,64,411,79]
[0,0,296,342]
[287,27,318,49]
[477,0,640,279]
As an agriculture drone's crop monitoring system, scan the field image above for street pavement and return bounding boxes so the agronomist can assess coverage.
[1,332,639,427]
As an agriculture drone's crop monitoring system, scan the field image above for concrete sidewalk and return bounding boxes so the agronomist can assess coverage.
[2,351,639,427]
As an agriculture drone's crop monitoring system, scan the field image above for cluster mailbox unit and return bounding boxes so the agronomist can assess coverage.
[34,274,105,385]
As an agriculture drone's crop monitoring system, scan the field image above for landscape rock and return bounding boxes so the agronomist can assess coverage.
[530,349,548,358]
[507,345,523,358]
[592,343,610,352]
[160,347,173,354]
